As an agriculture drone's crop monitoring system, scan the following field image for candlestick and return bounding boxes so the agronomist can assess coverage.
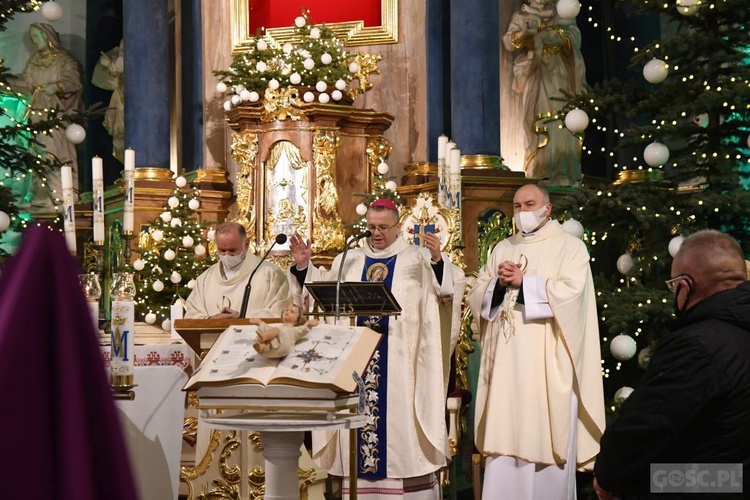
[123,149,135,233]
[437,135,448,206]
[61,166,76,254]
[449,147,461,211]
[445,141,456,207]
[92,156,105,244]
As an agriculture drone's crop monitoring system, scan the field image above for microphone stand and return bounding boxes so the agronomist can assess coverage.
[239,234,287,318]
[335,231,371,324]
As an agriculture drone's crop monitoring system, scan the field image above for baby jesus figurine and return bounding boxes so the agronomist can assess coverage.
[253,303,319,358]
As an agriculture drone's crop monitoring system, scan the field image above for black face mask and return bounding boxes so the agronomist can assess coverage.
[673,282,692,316]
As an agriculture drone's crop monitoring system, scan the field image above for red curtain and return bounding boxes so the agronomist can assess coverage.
[248,0,381,34]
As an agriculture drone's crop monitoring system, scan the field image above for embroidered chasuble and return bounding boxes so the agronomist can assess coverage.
[289,238,461,482]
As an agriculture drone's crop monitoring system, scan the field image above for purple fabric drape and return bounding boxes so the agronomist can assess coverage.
[0,226,138,499]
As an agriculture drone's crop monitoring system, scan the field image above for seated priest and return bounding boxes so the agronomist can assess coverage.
[185,221,292,319]
[288,198,461,499]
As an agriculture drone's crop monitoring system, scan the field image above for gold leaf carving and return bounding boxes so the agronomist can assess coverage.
[230,130,258,250]
[347,53,382,100]
[311,130,345,254]
[262,86,305,122]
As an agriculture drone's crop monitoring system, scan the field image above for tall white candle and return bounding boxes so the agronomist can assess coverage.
[123,148,135,233]
[92,157,105,244]
[444,142,456,206]
[449,147,461,176]
[110,299,135,389]
[449,147,462,211]
[61,165,76,254]
[437,135,449,206]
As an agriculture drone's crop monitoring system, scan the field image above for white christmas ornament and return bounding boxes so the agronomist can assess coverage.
[235,84,246,94]
[160,211,172,223]
[231,94,242,106]
[310,27,320,38]
[290,73,302,85]
[188,199,200,210]
[0,211,9,232]
[385,180,398,191]
[315,81,327,92]
[223,101,232,111]
[216,82,227,93]
[303,58,315,70]
[295,16,306,27]
[182,235,194,247]
[168,196,180,208]
[170,271,182,284]
[41,1,63,21]
[161,319,171,331]
[268,78,279,90]
[152,229,164,242]
[331,90,343,101]
[643,59,669,84]
[564,108,589,133]
[175,176,187,188]
[676,0,701,15]
[255,61,267,72]
[132,259,145,271]
[562,218,584,239]
[377,162,389,174]
[194,244,207,256]
[187,279,197,290]
[356,203,368,216]
[240,89,252,101]
[164,249,176,261]
[170,218,182,228]
[556,0,581,19]
[282,42,293,54]
[152,280,165,292]
[321,53,332,65]
[207,228,216,240]
[256,39,268,51]
[614,386,634,405]
[318,93,330,104]
[65,123,86,144]
[349,62,360,73]
[668,235,685,257]
[249,91,260,103]
[616,253,635,275]
[303,92,315,103]
[145,313,157,324]
[644,141,670,167]
[610,334,637,361]
[335,79,347,91]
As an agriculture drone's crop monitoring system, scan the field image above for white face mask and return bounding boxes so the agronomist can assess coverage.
[219,252,245,271]
[515,205,549,233]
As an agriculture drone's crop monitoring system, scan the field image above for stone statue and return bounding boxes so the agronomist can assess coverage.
[7,23,83,209]
[503,0,586,186]
[92,39,124,162]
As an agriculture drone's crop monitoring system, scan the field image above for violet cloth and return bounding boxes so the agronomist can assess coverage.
[0,226,138,499]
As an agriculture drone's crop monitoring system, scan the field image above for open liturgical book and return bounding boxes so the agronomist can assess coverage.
[184,323,381,395]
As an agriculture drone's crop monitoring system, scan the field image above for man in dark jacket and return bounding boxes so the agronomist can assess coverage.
[594,230,750,499]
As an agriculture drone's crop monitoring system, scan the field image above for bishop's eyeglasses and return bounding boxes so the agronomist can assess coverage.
[366,223,399,234]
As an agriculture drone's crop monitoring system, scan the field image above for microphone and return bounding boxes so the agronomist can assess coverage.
[238,234,287,318]
[335,230,372,323]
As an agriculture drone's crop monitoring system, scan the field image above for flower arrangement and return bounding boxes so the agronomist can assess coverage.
[214,13,379,108]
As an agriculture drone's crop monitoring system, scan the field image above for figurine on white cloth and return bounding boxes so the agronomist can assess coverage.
[253,303,318,358]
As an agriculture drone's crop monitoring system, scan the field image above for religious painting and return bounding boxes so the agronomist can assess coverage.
[230,0,398,52]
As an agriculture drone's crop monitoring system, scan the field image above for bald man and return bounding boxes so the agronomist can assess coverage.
[466,183,605,499]
[594,230,750,499]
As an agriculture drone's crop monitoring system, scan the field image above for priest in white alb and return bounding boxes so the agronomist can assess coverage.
[466,184,605,500]
[289,198,462,499]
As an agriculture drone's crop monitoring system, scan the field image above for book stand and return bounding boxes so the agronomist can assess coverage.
[305,281,401,322]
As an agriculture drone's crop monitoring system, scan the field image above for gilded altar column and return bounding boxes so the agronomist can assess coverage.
[123,0,171,177]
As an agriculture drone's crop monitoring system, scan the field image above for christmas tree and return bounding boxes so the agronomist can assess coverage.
[130,177,215,330]
[554,0,750,413]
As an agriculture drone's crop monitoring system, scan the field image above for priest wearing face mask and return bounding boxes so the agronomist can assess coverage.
[466,183,605,499]
[185,221,292,319]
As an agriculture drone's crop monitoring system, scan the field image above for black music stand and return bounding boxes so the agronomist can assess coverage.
[304,281,401,319]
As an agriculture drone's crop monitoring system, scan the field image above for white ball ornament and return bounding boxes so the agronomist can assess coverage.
[643,58,669,84]
[235,84,246,94]
[746,134,750,149]
[152,229,164,242]
[187,279,197,290]
[318,93,330,104]
[377,162,389,174]
[290,73,302,85]
[616,253,635,275]
[182,235,194,248]
[321,53,332,65]
[331,90,343,101]
[294,16,306,27]
[614,386,634,405]
[255,61,267,72]
[170,218,182,229]
[188,198,200,210]
[168,196,180,208]
[175,176,187,188]
[348,62,360,73]
[230,94,241,106]
[41,1,63,21]
[556,0,581,19]
[160,211,172,223]
[216,82,227,93]
[303,58,315,70]
[562,218,585,239]
[161,319,171,331]
[249,91,260,103]
[132,259,145,271]
[164,249,176,261]
[676,0,701,16]
[355,203,368,216]
[310,27,320,39]
[194,244,207,256]
[315,81,327,92]
[256,39,268,51]
[385,180,398,191]
[303,91,315,103]
[610,334,637,361]
[282,42,293,54]
[223,101,233,111]
[268,78,280,90]
[564,108,589,133]
[669,236,685,257]
[643,141,670,167]
[145,313,157,325]
[240,89,252,101]
[207,228,216,241]
[0,211,8,232]
[335,79,347,91]
[152,280,165,292]
[170,271,182,284]
[65,123,86,144]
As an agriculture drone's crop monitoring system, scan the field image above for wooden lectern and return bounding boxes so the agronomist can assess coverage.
[173,317,280,357]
